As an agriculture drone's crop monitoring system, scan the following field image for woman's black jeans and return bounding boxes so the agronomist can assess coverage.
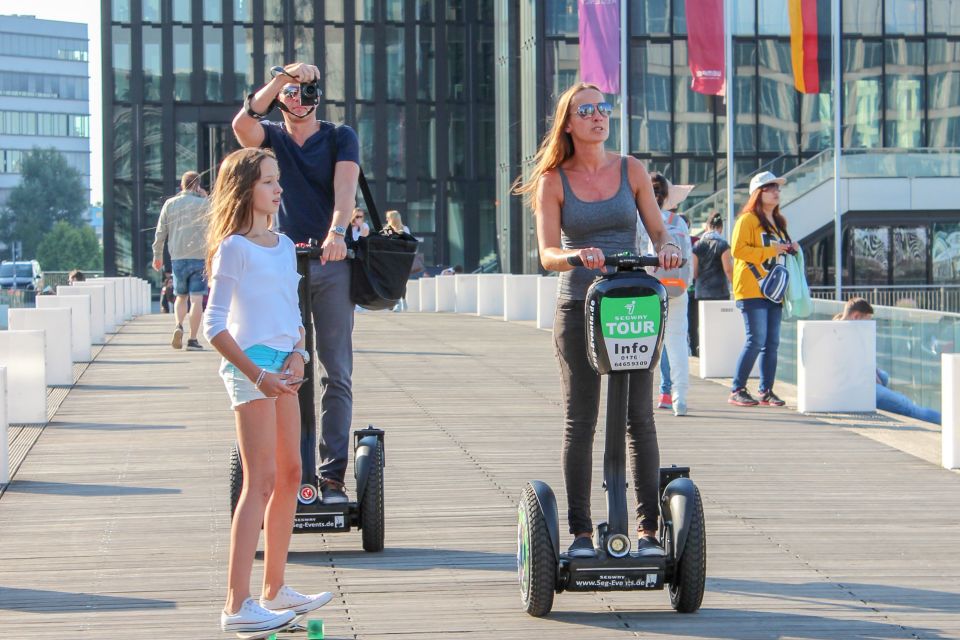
[553,299,661,536]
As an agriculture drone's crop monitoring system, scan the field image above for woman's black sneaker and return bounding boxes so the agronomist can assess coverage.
[759,390,786,406]
[728,388,759,406]
[567,536,597,558]
[635,535,664,556]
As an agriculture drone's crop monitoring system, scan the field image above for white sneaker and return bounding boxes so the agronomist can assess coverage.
[260,585,334,615]
[221,598,295,632]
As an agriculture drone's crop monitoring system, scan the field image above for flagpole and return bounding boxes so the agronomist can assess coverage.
[724,0,734,241]
[832,0,842,301]
[620,0,628,157]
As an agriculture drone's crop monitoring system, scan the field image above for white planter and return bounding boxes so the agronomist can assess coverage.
[419,277,437,312]
[36,294,92,362]
[405,280,420,312]
[941,354,960,470]
[0,330,46,424]
[504,275,540,321]
[476,274,505,317]
[697,300,758,379]
[797,320,876,413]
[454,274,478,314]
[58,285,105,344]
[537,277,559,330]
[7,308,74,385]
[436,276,456,312]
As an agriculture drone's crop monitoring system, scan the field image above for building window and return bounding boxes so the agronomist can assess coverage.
[885,39,925,148]
[843,39,882,148]
[234,0,253,23]
[416,25,435,100]
[933,222,960,283]
[630,42,672,154]
[386,26,404,100]
[545,0,577,37]
[928,38,960,147]
[844,0,882,35]
[264,26,285,70]
[113,0,132,23]
[142,0,161,23]
[143,27,162,102]
[893,226,928,285]
[173,0,192,23]
[324,25,345,102]
[176,122,198,178]
[885,0,924,35]
[204,26,223,101]
[852,226,890,285]
[928,0,960,34]
[265,0,284,22]
[325,0,344,22]
[673,40,716,154]
[356,26,376,100]
[113,27,131,101]
[203,0,222,23]
[173,26,192,101]
[757,0,791,36]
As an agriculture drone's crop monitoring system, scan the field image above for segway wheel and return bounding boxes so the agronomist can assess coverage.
[229,444,243,518]
[669,485,706,613]
[517,484,556,617]
[360,441,385,552]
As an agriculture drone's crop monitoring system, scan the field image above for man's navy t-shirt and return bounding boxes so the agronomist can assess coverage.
[259,120,360,243]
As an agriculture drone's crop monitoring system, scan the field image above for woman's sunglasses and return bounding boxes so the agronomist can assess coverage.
[574,102,614,119]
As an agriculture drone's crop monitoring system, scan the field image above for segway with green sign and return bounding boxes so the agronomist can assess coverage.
[517,253,706,617]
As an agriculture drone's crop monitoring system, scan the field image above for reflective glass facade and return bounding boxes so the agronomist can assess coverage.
[496,0,960,273]
[103,0,495,278]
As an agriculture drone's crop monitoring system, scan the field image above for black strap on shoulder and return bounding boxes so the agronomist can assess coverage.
[331,123,381,232]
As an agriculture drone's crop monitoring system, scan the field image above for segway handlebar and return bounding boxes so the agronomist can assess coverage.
[295,241,355,260]
[566,253,666,269]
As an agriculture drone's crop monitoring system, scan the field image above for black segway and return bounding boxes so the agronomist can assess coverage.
[517,253,705,616]
[229,243,385,552]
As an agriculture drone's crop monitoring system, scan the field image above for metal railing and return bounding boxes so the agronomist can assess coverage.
[42,271,105,289]
[810,285,960,314]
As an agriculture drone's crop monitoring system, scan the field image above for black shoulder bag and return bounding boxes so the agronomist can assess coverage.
[349,169,419,310]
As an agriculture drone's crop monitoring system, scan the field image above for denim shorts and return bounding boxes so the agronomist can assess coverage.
[219,344,291,409]
[172,258,208,295]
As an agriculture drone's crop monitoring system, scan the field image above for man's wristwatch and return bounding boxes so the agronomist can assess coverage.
[292,348,311,364]
[329,225,347,237]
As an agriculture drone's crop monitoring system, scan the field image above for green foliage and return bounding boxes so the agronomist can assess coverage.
[0,148,88,258]
[36,221,103,271]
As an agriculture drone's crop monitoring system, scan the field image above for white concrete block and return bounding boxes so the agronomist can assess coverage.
[698,300,758,379]
[419,277,437,312]
[797,320,876,413]
[88,278,120,331]
[36,295,92,362]
[537,277,559,330]
[436,276,456,312]
[454,274,478,314]
[0,367,7,483]
[942,354,960,470]
[58,285,105,344]
[476,274,505,317]
[7,308,73,386]
[408,280,421,311]
[99,277,129,320]
[405,280,420,312]
[504,275,540,321]
[0,330,46,424]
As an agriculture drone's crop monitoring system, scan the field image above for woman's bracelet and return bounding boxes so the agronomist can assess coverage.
[254,369,267,387]
[660,241,681,253]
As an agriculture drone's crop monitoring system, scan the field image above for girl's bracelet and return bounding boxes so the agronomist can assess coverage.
[660,241,681,253]
[254,369,267,387]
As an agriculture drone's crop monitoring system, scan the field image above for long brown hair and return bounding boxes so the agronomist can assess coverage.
[511,82,604,209]
[205,148,277,274]
[739,188,789,240]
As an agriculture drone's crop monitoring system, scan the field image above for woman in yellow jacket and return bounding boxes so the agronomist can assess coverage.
[728,171,800,407]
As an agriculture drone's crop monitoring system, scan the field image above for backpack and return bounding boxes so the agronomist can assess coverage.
[646,211,693,298]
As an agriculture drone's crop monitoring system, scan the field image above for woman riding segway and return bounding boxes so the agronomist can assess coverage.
[513,82,682,558]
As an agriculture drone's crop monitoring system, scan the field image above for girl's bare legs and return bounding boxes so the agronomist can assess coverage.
[224,398,278,615]
[261,392,302,600]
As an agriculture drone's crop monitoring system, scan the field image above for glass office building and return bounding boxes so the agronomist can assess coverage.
[496,0,960,276]
[103,0,495,279]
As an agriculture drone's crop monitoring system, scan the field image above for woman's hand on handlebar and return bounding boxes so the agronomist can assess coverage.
[575,247,606,272]
[657,244,682,270]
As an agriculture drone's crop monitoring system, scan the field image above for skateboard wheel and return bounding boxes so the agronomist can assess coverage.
[307,619,324,639]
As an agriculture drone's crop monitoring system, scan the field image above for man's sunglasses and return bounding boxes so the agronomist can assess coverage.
[574,102,614,119]
[280,86,301,98]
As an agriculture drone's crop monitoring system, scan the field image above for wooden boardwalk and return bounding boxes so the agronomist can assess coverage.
[1,311,959,639]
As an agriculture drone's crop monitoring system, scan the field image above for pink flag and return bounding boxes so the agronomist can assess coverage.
[578,0,620,94]
[685,0,725,95]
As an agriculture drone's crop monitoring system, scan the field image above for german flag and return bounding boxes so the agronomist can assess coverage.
[788,0,831,94]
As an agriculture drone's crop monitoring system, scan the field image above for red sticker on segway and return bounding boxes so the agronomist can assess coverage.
[298,484,317,504]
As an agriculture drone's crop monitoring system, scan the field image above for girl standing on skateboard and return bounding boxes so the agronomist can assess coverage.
[513,83,681,558]
[203,148,333,635]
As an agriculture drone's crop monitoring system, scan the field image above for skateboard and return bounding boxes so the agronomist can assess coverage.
[234,612,305,640]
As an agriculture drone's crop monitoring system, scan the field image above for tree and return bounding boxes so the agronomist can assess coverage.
[0,148,88,259]
[36,221,103,271]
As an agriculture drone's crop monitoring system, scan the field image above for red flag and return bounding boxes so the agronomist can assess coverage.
[789,0,831,93]
[685,0,725,95]
[578,0,620,94]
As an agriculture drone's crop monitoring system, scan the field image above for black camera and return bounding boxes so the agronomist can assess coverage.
[300,80,321,106]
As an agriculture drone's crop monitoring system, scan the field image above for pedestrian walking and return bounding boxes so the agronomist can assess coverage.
[152,170,210,351]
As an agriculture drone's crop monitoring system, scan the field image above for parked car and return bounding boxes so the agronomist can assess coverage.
[0,260,44,291]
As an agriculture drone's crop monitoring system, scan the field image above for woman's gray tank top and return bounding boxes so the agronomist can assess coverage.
[557,157,639,300]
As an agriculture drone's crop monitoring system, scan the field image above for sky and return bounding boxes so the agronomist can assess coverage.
[2,0,103,204]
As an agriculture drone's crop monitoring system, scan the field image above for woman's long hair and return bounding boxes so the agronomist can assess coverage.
[739,188,789,239]
[385,210,404,233]
[511,82,604,209]
[205,148,276,274]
